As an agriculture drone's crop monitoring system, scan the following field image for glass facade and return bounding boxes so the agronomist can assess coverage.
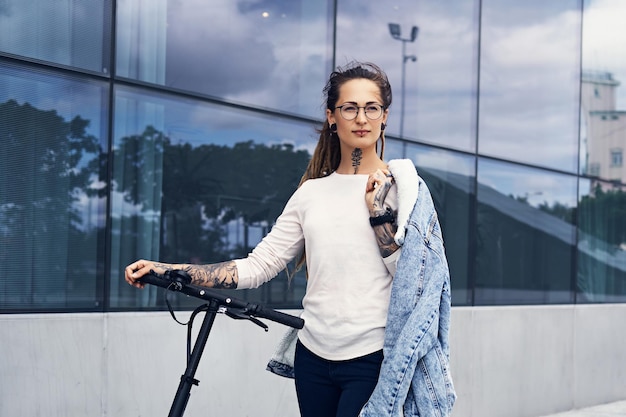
[475,159,578,305]
[2,0,626,312]
[0,61,108,311]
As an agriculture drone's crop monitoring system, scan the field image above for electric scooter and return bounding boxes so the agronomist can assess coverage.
[138,269,304,417]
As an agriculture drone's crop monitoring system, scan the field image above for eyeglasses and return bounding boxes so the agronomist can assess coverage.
[334,104,385,121]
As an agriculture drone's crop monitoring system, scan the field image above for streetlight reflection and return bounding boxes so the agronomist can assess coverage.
[388,23,418,139]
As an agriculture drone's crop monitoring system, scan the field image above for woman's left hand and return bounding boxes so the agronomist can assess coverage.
[365,168,394,215]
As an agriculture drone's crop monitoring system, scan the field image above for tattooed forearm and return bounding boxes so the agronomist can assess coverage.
[125,259,238,290]
[150,261,238,289]
[186,261,239,289]
[351,148,363,174]
[372,222,400,258]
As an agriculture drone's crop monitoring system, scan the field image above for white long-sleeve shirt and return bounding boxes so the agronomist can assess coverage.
[235,172,398,361]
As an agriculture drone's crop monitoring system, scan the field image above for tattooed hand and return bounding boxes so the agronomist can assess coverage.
[125,260,171,289]
[365,168,394,216]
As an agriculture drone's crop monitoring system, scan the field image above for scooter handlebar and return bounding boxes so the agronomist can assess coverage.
[139,270,304,329]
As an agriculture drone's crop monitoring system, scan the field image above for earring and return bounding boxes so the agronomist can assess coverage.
[330,123,337,132]
[381,123,386,131]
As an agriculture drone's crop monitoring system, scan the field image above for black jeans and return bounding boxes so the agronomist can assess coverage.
[294,340,383,417]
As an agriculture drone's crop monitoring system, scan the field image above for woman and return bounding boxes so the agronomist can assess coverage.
[125,62,455,417]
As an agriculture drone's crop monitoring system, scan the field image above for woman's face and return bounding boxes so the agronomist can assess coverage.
[326,78,389,152]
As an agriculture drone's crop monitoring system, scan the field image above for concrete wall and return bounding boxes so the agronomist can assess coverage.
[449,304,626,417]
[1,304,625,417]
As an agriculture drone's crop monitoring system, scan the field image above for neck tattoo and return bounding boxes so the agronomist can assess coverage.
[351,148,363,174]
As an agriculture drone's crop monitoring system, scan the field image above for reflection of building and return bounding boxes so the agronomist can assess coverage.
[581,71,626,190]
[425,168,626,304]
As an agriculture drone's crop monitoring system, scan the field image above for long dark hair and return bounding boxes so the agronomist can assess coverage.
[299,61,393,186]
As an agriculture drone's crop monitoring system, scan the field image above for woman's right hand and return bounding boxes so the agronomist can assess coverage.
[365,168,394,215]
[124,259,171,289]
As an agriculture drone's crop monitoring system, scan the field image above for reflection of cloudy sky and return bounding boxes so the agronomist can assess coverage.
[0,63,106,140]
[478,1,581,173]
[407,142,579,209]
[336,0,478,152]
[0,1,106,73]
[186,104,319,152]
[407,144,475,178]
[479,158,578,208]
[159,0,331,117]
[114,86,319,155]
[583,0,626,108]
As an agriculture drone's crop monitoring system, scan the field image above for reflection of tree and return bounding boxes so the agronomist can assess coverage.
[537,201,575,224]
[511,195,575,224]
[577,186,626,302]
[0,99,102,308]
[503,185,626,302]
[115,128,310,266]
[579,185,626,248]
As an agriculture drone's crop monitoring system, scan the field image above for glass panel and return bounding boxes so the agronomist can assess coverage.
[0,0,111,74]
[0,62,108,311]
[335,0,479,151]
[564,0,626,304]
[475,159,577,305]
[478,1,581,172]
[383,138,405,161]
[405,144,475,306]
[116,0,332,118]
[580,0,626,184]
[111,86,319,309]
[577,178,626,302]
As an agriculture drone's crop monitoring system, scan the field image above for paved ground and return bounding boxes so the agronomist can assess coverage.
[539,400,626,417]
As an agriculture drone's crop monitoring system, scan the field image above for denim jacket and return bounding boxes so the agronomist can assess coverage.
[266,159,456,416]
[359,159,456,417]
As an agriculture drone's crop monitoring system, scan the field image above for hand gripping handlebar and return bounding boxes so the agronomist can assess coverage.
[139,269,304,329]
